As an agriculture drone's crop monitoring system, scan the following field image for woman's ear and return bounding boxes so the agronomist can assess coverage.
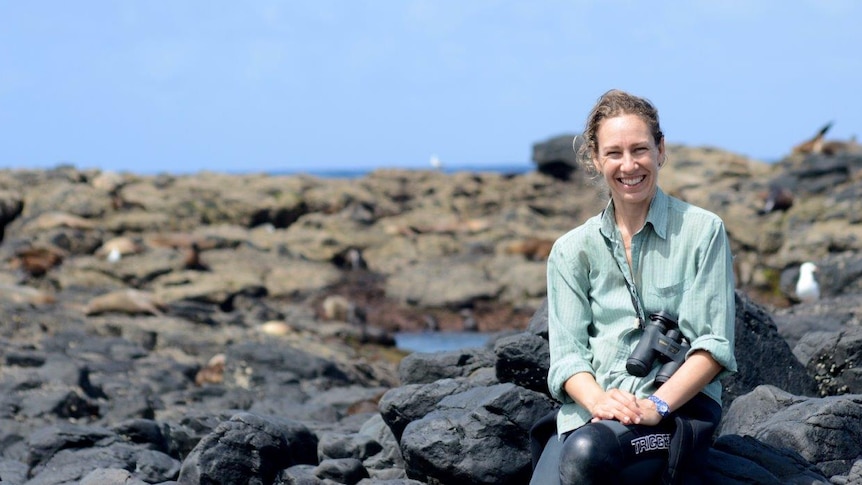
[592,151,603,172]
[657,139,666,168]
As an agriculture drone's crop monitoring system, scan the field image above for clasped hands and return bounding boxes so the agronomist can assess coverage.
[588,388,662,426]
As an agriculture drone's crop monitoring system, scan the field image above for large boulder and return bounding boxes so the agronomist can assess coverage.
[719,385,862,479]
[794,326,862,396]
[177,412,318,484]
[532,133,580,180]
[706,434,830,484]
[399,383,556,485]
[721,291,819,408]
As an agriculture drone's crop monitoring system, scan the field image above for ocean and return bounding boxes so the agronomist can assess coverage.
[394,331,493,353]
[271,162,535,179]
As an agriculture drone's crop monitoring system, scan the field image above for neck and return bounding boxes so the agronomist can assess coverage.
[614,199,651,238]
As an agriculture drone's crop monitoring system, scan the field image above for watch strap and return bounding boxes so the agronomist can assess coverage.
[648,395,670,418]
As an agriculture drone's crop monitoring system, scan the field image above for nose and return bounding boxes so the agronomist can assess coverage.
[621,151,639,171]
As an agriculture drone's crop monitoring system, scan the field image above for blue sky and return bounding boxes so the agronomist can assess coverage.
[1,1,860,174]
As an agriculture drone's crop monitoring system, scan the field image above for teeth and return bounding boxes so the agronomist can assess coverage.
[619,176,645,185]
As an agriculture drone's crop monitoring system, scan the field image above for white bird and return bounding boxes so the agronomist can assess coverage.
[106,247,122,263]
[430,154,443,171]
[795,262,820,303]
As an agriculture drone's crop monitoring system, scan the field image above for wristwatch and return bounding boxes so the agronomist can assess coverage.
[648,395,670,418]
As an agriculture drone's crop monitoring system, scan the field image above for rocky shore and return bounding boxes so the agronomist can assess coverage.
[0,137,861,484]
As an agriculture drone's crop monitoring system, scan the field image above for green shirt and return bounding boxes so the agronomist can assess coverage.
[547,188,737,435]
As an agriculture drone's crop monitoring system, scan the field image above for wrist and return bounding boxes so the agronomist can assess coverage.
[647,395,670,418]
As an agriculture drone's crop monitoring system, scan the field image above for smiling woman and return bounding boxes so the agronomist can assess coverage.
[531,89,737,484]
[593,114,664,258]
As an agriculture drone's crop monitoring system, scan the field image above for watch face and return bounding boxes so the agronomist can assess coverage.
[649,396,669,416]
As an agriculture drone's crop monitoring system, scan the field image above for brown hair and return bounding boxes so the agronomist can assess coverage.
[575,89,664,176]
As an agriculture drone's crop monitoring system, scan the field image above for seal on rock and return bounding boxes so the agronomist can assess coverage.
[0,283,56,305]
[758,184,794,215]
[83,289,166,316]
[792,122,832,155]
[95,236,145,260]
[145,232,219,251]
[792,122,862,156]
[322,295,367,326]
[20,211,99,232]
[195,353,226,386]
[258,320,292,336]
[502,237,554,261]
[9,245,66,277]
[322,295,352,322]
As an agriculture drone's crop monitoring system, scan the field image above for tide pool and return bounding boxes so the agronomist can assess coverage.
[394,331,492,353]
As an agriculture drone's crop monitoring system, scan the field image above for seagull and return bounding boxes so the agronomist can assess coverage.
[106,247,122,263]
[430,154,443,171]
[795,262,820,303]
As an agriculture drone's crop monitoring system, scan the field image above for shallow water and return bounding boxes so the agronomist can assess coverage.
[394,331,492,353]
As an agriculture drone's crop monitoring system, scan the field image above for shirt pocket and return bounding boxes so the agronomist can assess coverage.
[643,280,689,315]
[645,278,691,299]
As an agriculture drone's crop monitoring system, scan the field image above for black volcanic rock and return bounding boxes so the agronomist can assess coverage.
[0,146,861,483]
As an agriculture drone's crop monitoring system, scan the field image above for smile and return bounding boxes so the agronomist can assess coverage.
[618,175,646,186]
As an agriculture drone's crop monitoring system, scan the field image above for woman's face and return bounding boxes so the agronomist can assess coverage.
[593,114,664,209]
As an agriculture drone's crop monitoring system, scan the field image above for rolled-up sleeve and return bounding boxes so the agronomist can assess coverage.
[546,233,596,403]
[678,218,738,378]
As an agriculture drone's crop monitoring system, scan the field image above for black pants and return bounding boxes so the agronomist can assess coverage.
[529,394,720,485]
[530,419,675,485]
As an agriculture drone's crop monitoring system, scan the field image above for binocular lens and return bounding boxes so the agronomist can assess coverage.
[626,358,651,377]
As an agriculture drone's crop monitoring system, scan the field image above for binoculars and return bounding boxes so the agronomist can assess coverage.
[626,311,690,386]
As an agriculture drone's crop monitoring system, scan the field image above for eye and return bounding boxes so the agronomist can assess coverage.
[605,151,622,159]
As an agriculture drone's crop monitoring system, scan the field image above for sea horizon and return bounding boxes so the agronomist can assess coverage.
[270,161,536,179]
[0,160,537,179]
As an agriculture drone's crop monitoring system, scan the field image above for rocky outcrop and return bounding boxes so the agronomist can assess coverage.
[0,166,601,336]
[532,134,582,180]
[374,291,860,484]
[2,289,859,484]
[718,385,862,479]
[0,142,861,483]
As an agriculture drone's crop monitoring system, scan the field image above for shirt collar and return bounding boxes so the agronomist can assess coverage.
[599,187,669,240]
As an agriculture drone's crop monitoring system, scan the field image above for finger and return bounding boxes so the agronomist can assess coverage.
[592,401,617,421]
[618,405,641,424]
[608,388,637,404]
[609,391,642,414]
[608,396,643,424]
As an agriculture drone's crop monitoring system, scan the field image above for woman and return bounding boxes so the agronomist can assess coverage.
[531,89,737,484]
